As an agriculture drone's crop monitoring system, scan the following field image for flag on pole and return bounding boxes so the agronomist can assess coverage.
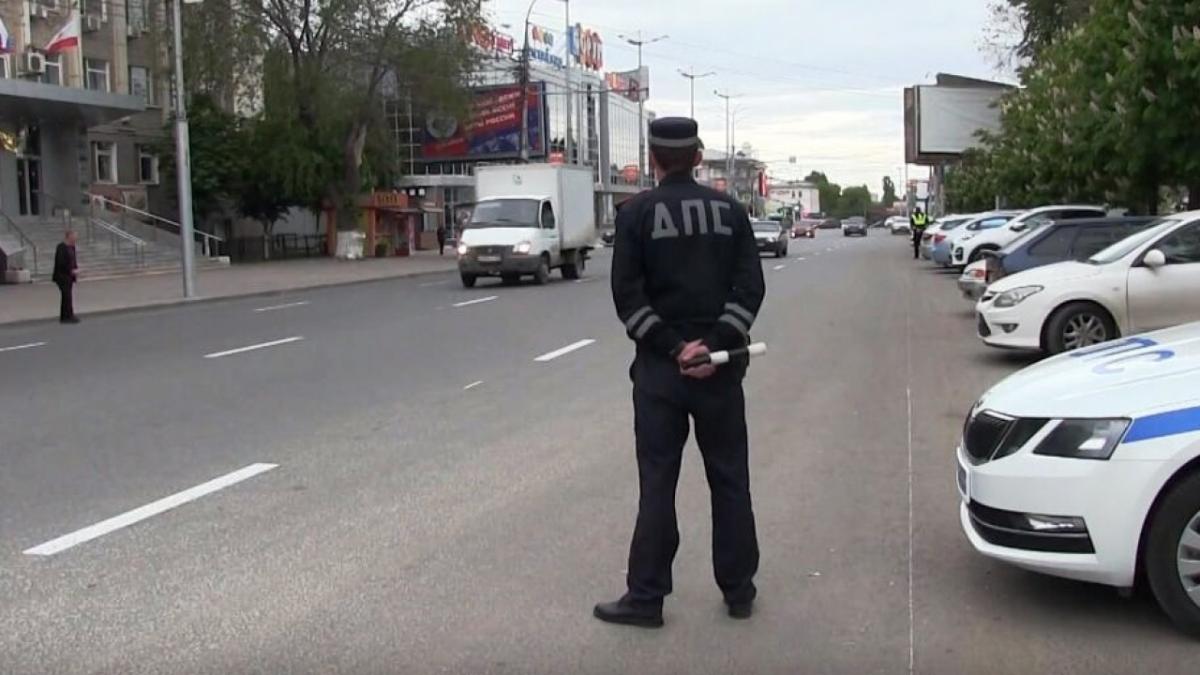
[0,15,14,54]
[45,11,81,54]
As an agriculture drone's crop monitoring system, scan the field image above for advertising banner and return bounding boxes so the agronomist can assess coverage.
[422,84,547,161]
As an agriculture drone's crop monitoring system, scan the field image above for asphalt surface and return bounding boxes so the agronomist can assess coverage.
[1,229,1196,674]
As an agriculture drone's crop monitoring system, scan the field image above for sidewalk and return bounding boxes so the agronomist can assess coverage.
[0,250,459,326]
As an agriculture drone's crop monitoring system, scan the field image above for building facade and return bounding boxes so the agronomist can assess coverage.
[697,150,768,217]
[386,23,654,246]
[767,180,820,217]
[0,0,169,222]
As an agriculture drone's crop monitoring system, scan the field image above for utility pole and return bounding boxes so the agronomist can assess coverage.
[563,0,572,164]
[714,89,736,195]
[620,32,668,187]
[678,67,714,118]
[519,0,538,162]
[172,0,199,298]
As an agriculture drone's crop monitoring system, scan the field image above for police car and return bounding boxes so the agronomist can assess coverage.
[958,326,1200,635]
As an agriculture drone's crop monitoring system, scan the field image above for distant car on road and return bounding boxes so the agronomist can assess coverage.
[753,220,789,258]
[977,214,1200,354]
[819,217,842,230]
[842,217,867,237]
[958,319,1200,636]
[887,216,910,235]
[792,220,819,239]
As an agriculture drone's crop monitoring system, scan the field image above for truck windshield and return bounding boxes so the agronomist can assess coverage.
[469,199,540,228]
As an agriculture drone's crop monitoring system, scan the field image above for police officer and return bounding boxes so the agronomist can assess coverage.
[910,206,929,259]
[594,118,764,628]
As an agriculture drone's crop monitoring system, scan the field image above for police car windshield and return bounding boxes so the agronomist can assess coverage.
[752,222,781,233]
[1088,218,1178,264]
[469,199,540,228]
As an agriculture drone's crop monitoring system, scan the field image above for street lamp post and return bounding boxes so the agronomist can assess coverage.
[678,67,715,118]
[618,32,667,187]
[563,0,572,165]
[172,0,201,298]
[714,89,737,194]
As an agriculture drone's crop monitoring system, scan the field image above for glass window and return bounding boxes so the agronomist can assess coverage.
[41,55,62,86]
[1064,209,1105,219]
[129,66,157,105]
[137,145,158,184]
[1155,222,1200,264]
[1027,226,1076,258]
[92,141,117,183]
[1089,219,1175,264]
[126,0,146,30]
[83,0,107,20]
[85,58,110,92]
[541,203,556,229]
[1070,226,1124,259]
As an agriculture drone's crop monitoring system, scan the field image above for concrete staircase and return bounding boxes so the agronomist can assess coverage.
[12,215,225,281]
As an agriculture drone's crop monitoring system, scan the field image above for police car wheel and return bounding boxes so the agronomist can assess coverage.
[460,274,477,288]
[1145,470,1200,637]
[1044,302,1116,354]
[533,257,551,285]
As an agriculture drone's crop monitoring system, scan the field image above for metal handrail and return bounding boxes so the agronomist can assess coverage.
[88,217,147,267]
[87,193,224,257]
[0,209,38,276]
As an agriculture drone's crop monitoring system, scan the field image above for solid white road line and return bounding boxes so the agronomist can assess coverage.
[452,296,498,308]
[253,301,310,313]
[204,336,304,359]
[534,339,596,362]
[797,257,807,261]
[23,463,278,556]
[0,342,47,353]
[464,381,484,390]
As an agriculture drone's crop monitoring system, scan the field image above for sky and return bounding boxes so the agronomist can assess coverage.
[484,0,1008,196]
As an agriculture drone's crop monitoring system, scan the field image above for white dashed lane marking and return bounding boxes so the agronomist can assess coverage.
[452,296,498,308]
[0,342,47,353]
[253,301,310,313]
[534,339,596,362]
[204,337,304,359]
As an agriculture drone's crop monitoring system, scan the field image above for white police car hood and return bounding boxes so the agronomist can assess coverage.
[979,321,1200,420]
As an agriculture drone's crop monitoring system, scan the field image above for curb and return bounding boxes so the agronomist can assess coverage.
[0,266,457,330]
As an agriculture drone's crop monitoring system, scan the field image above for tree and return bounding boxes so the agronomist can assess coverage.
[805,171,841,216]
[158,94,246,221]
[836,186,872,218]
[881,176,898,207]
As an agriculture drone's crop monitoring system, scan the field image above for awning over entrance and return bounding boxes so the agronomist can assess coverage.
[0,79,145,128]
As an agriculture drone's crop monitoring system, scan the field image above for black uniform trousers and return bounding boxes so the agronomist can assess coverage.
[55,279,75,321]
[626,353,759,607]
[911,228,922,258]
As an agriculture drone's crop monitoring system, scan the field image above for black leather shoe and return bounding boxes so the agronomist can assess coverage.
[727,601,753,619]
[593,599,664,628]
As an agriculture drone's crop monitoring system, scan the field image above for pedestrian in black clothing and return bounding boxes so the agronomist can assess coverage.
[52,230,80,324]
[595,117,765,629]
[437,224,447,256]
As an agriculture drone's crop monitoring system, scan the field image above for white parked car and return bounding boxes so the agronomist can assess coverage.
[958,322,1200,635]
[887,216,910,235]
[977,214,1200,354]
[951,205,1106,267]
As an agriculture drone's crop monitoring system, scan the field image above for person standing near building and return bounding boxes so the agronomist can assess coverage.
[436,223,448,256]
[53,230,80,324]
[595,117,765,629]
[910,207,929,259]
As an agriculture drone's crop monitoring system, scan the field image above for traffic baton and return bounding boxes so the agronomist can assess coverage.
[682,342,768,369]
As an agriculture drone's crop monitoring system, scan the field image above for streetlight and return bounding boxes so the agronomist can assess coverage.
[618,32,667,187]
[677,67,715,118]
[714,89,738,194]
[173,0,203,298]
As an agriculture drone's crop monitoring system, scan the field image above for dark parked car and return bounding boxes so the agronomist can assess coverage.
[792,218,820,238]
[818,217,842,230]
[753,221,789,258]
[972,217,1156,296]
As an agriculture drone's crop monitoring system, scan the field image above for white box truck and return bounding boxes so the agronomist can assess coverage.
[457,164,597,287]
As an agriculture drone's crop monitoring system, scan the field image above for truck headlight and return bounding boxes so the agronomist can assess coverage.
[1033,418,1130,460]
[993,285,1043,308]
[456,243,469,256]
[513,241,533,254]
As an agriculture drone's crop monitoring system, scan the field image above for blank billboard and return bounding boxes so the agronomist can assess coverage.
[916,86,1005,156]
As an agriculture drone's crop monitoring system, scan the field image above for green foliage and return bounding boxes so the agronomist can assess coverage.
[954,0,1200,214]
[836,186,872,218]
[881,176,898,207]
[159,95,245,220]
[805,171,842,216]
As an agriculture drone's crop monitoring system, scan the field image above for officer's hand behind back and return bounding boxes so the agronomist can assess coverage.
[678,340,717,380]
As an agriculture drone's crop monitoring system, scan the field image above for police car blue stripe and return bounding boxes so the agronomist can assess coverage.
[1125,405,1200,443]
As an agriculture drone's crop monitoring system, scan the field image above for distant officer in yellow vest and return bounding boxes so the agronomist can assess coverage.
[910,208,929,259]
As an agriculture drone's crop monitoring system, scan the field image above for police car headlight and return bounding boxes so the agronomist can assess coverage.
[1033,418,1131,460]
[456,243,469,256]
[993,285,1043,308]
[513,241,533,254]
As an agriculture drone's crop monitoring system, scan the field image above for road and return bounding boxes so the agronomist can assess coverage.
[1,230,1195,674]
